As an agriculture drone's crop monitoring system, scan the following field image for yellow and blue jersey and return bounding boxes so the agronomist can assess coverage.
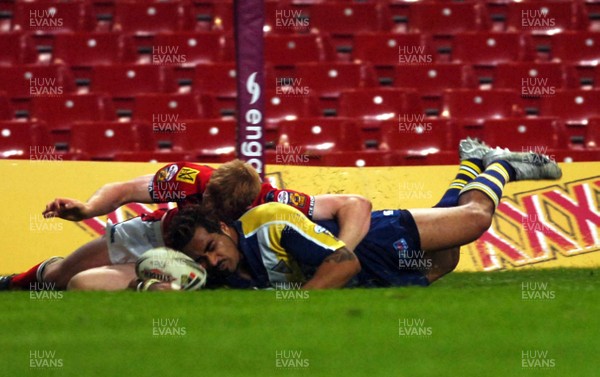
[224,202,429,289]
[229,203,344,288]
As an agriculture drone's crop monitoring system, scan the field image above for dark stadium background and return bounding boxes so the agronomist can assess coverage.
[1,0,599,165]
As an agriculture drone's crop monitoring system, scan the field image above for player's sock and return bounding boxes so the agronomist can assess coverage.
[434,159,484,208]
[9,262,44,289]
[9,256,62,290]
[459,161,516,209]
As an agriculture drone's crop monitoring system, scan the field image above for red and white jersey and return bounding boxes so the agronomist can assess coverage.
[144,161,316,233]
[148,162,214,207]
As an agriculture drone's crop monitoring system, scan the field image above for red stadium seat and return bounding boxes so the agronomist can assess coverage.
[505,1,582,34]
[320,151,391,167]
[392,64,476,116]
[539,89,600,125]
[191,63,237,117]
[408,2,485,35]
[551,32,600,65]
[584,118,600,150]
[353,32,428,66]
[308,3,385,35]
[30,94,115,130]
[69,122,152,160]
[264,90,320,122]
[52,33,125,67]
[389,151,458,166]
[113,151,192,163]
[352,32,433,84]
[131,94,204,123]
[482,117,568,152]
[276,118,362,154]
[144,119,237,162]
[192,63,237,98]
[441,89,521,121]
[308,2,387,57]
[265,34,327,67]
[264,1,309,34]
[552,150,600,163]
[493,63,566,91]
[113,2,187,35]
[451,32,526,65]
[13,1,94,33]
[339,88,422,122]
[0,93,13,120]
[493,62,566,115]
[0,32,36,66]
[294,62,377,99]
[392,63,476,97]
[379,118,455,156]
[117,151,190,162]
[89,65,174,97]
[137,32,226,65]
[188,1,234,32]
[0,65,75,99]
[0,121,48,159]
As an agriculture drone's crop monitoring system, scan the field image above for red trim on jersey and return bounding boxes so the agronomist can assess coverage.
[252,182,315,218]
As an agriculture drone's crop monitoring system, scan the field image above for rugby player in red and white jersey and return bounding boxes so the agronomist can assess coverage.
[0,160,371,291]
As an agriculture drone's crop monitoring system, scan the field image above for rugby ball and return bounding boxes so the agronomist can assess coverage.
[135,247,207,291]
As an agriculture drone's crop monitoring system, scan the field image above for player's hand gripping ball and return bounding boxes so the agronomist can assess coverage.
[135,247,207,291]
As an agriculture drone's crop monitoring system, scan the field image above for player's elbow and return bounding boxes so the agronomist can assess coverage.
[349,195,372,213]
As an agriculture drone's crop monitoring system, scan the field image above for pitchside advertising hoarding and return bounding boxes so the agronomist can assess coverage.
[0,160,598,273]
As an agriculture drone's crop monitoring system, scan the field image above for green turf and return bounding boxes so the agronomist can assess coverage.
[1,269,598,377]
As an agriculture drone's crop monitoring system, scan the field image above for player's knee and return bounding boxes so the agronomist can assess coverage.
[66,272,94,291]
[426,247,460,283]
[465,201,493,237]
[445,247,460,272]
[42,261,69,289]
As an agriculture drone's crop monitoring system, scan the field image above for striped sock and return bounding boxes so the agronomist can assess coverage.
[434,159,484,208]
[459,161,516,209]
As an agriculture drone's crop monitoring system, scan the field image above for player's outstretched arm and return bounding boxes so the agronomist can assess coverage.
[302,247,361,289]
[312,195,372,252]
[42,174,154,221]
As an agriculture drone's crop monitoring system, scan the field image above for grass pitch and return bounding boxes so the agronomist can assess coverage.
[1,268,598,377]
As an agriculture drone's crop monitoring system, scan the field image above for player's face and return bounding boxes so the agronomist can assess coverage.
[182,226,240,274]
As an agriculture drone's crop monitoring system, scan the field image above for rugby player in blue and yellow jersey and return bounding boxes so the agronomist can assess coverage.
[160,139,563,289]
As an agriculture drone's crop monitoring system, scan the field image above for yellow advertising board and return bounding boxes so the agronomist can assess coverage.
[0,159,598,273]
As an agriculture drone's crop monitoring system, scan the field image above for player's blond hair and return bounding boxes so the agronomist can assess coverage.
[204,159,262,223]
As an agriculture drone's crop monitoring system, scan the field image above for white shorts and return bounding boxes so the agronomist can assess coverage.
[106,217,165,265]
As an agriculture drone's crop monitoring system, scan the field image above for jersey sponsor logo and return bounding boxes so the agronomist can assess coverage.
[314,224,334,237]
[289,193,306,208]
[176,167,200,184]
[265,191,275,203]
[277,191,290,204]
[383,210,395,216]
[393,238,409,254]
[157,165,178,182]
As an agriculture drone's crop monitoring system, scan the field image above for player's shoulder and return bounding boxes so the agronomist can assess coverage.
[239,203,304,234]
[155,161,214,175]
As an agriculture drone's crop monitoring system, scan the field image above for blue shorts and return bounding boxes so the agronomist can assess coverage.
[319,209,430,287]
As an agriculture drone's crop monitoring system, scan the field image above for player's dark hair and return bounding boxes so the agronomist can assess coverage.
[164,205,223,251]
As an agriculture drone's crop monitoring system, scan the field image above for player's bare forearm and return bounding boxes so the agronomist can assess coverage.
[313,195,372,251]
[302,247,361,289]
[43,175,154,221]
